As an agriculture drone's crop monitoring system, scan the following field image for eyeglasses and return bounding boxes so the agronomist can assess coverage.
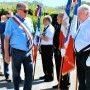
[19,9,29,13]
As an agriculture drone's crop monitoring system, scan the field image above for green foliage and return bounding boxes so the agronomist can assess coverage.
[0,1,89,32]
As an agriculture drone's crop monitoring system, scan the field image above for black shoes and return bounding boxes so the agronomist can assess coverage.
[53,85,58,89]
[44,78,53,82]
[44,76,53,82]
[39,75,46,80]
[5,77,11,82]
[53,84,58,89]
[39,75,53,82]
[53,83,70,90]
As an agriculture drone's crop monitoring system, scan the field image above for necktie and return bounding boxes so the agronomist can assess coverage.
[43,25,49,36]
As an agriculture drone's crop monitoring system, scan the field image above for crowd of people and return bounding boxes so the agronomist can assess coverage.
[0,2,90,90]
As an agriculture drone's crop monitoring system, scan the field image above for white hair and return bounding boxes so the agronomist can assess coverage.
[78,4,90,15]
[44,15,52,23]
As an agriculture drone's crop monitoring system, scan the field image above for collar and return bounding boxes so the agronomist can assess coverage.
[80,17,90,25]
[45,24,50,28]
[15,14,25,22]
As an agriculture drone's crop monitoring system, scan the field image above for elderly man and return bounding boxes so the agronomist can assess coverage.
[39,15,55,82]
[53,13,70,90]
[75,4,90,90]
[4,3,34,90]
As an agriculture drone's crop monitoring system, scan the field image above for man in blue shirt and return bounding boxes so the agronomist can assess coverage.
[4,3,34,90]
[75,4,90,90]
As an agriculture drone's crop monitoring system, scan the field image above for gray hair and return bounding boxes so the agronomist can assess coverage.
[16,2,28,10]
[78,4,90,15]
[43,15,52,23]
[58,12,64,18]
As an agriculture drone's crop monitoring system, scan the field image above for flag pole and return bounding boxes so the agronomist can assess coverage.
[33,59,37,79]
[58,57,64,90]
[32,44,37,79]
[75,70,78,90]
[75,57,78,90]
[33,4,42,79]
[33,60,36,79]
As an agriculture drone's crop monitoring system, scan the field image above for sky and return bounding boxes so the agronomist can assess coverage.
[0,0,90,7]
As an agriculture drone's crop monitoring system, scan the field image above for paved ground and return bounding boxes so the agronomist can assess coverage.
[0,52,77,90]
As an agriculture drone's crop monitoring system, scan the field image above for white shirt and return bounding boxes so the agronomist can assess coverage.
[75,17,90,52]
[41,24,55,45]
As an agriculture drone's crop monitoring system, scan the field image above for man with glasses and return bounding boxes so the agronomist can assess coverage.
[4,3,34,90]
[75,4,90,90]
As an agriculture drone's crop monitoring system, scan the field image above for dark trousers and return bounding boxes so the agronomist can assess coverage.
[41,45,53,79]
[54,49,61,80]
[1,34,9,79]
[4,62,9,79]
[76,50,90,90]
[54,49,70,89]
[11,48,33,90]
[86,66,90,90]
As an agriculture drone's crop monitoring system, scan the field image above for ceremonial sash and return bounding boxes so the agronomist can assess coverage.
[12,15,33,56]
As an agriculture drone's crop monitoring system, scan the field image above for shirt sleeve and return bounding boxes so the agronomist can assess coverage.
[4,19,13,37]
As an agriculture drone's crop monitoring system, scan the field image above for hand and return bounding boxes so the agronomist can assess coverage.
[4,54,10,64]
[61,48,66,57]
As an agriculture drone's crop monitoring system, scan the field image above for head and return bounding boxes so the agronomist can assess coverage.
[78,4,90,23]
[1,15,7,22]
[16,2,29,18]
[6,11,13,19]
[57,13,64,24]
[43,15,52,26]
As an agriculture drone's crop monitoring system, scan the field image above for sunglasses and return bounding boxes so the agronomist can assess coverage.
[20,9,28,13]
[23,10,29,13]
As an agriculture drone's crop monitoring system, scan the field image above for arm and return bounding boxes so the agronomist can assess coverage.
[4,19,12,64]
[40,35,49,41]
[40,26,55,41]
[4,36,10,64]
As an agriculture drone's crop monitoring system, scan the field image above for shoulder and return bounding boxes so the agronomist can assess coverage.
[6,18,14,25]
[48,24,55,31]
[49,24,54,29]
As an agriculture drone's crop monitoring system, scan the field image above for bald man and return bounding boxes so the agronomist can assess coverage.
[75,4,90,90]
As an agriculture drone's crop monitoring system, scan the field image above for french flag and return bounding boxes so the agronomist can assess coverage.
[59,0,71,49]
[62,0,81,75]
[35,5,41,17]
[33,5,41,62]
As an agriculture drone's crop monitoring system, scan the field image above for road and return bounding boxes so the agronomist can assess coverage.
[0,52,77,90]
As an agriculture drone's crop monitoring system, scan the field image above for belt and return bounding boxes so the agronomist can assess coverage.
[12,48,27,53]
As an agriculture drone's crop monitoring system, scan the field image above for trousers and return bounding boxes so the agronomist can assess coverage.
[11,48,33,90]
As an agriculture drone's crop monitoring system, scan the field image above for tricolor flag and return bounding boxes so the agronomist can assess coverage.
[62,0,81,75]
[34,5,41,44]
[35,5,41,17]
[59,0,71,48]
[33,5,41,62]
